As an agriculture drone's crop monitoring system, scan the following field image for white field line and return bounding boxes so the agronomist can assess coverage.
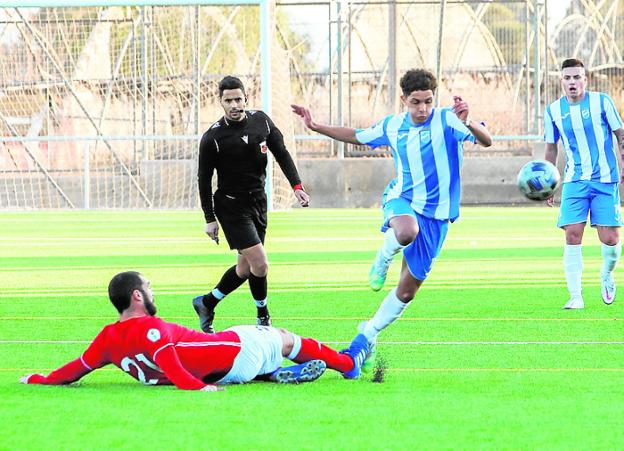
[0,236,562,245]
[3,367,624,373]
[0,316,621,322]
[2,340,624,346]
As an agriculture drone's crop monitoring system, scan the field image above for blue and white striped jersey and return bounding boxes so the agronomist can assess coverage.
[355,108,475,222]
[544,91,623,183]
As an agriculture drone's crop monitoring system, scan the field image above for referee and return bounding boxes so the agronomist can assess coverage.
[193,76,309,333]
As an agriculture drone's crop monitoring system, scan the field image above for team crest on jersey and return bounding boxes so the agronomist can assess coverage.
[419,130,431,142]
[147,328,161,342]
[582,109,590,119]
[241,135,248,144]
[259,141,268,153]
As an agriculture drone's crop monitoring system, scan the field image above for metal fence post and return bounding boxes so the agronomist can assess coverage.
[336,0,344,159]
[388,0,396,112]
[435,0,447,107]
[533,0,542,135]
[83,142,90,209]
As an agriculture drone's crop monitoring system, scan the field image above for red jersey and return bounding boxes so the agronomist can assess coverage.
[33,316,242,390]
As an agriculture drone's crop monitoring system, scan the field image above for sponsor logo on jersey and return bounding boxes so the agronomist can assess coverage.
[397,132,408,140]
[147,328,161,342]
[259,141,268,153]
[420,130,431,142]
[560,112,571,120]
[242,135,248,144]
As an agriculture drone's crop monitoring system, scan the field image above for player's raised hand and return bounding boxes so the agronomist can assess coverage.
[294,188,310,207]
[452,95,470,123]
[204,221,219,245]
[201,384,224,392]
[291,104,317,131]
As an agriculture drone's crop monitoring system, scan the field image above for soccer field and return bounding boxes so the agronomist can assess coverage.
[2,207,624,449]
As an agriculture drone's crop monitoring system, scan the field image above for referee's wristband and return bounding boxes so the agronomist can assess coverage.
[293,184,304,191]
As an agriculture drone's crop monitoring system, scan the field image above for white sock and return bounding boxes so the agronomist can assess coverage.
[380,228,405,261]
[564,244,583,300]
[287,334,302,360]
[601,241,621,277]
[362,288,409,342]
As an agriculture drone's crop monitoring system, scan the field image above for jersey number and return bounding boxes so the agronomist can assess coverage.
[120,353,163,385]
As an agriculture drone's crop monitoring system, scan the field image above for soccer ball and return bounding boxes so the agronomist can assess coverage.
[517,160,561,201]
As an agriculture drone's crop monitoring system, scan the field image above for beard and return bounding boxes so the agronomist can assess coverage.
[139,289,157,316]
[144,299,157,316]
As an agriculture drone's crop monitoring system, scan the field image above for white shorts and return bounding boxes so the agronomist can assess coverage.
[216,325,283,384]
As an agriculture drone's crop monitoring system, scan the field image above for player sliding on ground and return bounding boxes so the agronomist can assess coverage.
[543,58,624,310]
[292,68,492,354]
[20,271,370,391]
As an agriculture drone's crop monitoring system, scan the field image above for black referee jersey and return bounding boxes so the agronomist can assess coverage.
[198,110,302,223]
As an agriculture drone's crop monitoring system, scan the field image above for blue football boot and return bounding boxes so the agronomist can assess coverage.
[270,360,327,384]
[341,333,370,379]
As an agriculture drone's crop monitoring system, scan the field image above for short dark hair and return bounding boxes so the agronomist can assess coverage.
[400,69,438,96]
[561,58,584,70]
[218,76,246,98]
[108,271,143,313]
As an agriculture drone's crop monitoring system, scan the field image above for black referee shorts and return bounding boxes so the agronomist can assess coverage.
[213,190,267,250]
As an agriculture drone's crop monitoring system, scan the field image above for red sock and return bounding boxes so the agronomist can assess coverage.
[293,338,353,373]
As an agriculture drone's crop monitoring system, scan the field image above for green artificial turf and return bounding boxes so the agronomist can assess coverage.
[2,207,624,449]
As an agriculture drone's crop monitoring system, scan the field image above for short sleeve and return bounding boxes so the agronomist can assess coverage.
[355,115,391,148]
[445,109,476,143]
[544,105,560,144]
[602,93,623,132]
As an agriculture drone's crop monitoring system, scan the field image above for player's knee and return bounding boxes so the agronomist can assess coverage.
[279,329,294,356]
[566,232,583,244]
[395,288,415,303]
[251,260,269,277]
[395,226,418,246]
[235,265,250,279]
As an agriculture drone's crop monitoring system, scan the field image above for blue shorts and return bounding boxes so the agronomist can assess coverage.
[381,197,449,281]
[557,180,623,228]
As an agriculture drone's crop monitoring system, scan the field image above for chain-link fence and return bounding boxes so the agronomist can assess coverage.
[279,0,624,157]
[1,0,623,208]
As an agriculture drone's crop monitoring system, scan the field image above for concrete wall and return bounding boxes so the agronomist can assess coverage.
[297,155,540,207]
[2,152,562,208]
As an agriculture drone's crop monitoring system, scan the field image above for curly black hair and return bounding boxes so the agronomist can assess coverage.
[399,69,437,96]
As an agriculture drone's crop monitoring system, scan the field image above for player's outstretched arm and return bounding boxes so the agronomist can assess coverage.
[291,104,360,145]
[20,358,93,385]
[452,96,492,147]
